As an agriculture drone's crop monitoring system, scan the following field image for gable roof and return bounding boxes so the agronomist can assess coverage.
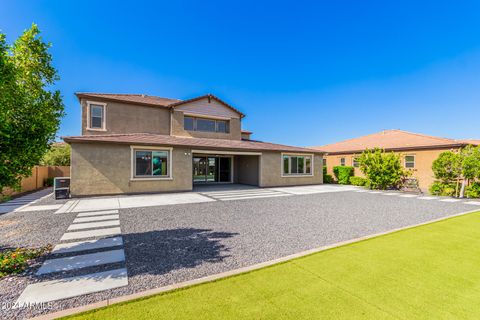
[63,133,323,154]
[168,94,245,118]
[310,129,468,154]
[75,92,245,117]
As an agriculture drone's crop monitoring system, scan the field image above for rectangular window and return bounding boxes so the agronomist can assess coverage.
[184,116,194,131]
[89,104,104,129]
[340,158,346,166]
[216,120,229,133]
[183,116,230,133]
[134,150,169,178]
[322,158,327,166]
[405,155,415,168]
[352,157,360,168]
[196,118,216,132]
[283,156,289,174]
[282,155,313,176]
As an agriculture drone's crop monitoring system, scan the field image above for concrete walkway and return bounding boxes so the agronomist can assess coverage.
[0,188,53,214]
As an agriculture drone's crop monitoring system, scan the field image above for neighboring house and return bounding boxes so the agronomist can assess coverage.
[63,93,324,196]
[310,129,479,191]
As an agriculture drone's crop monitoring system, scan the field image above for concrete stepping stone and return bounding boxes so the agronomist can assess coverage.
[16,268,128,305]
[76,209,119,217]
[73,214,119,223]
[61,227,121,241]
[220,193,289,201]
[67,220,120,231]
[398,194,418,198]
[465,201,480,206]
[440,198,462,202]
[418,196,436,200]
[52,237,123,254]
[36,249,125,275]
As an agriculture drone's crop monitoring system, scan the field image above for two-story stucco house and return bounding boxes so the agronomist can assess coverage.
[63,93,324,196]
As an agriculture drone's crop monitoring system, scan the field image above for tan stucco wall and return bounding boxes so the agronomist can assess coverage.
[235,155,260,185]
[70,143,192,196]
[324,148,460,191]
[170,110,242,140]
[81,99,171,136]
[260,152,323,187]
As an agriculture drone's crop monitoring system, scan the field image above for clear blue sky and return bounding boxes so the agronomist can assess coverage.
[2,1,480,146]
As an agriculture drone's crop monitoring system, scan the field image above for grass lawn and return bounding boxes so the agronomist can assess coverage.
[66,211,480,319]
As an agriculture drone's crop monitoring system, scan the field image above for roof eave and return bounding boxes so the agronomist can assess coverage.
[322,143,468,155]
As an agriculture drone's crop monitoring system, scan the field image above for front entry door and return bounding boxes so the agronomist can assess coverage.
[193,156,231,183]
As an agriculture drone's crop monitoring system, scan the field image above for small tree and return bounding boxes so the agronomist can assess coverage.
[358,148,409,190]
[40,144,70,166]
[432,151,462,196]
[431,145,480,198]
[0,24,64,192]
[459,145,480,197]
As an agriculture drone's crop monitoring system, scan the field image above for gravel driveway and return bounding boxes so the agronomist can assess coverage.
[0,188,477,319]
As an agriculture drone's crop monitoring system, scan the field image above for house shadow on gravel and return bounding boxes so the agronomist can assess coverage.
[122,228,238,277]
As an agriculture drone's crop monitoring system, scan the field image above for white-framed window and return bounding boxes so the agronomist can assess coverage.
[131,146,172,180]
[340,158,346,166]
[282,154,314,177]
[184,116,230,133]
[87,101,106,131]
[405,155,415,169]
[352,157,360,168]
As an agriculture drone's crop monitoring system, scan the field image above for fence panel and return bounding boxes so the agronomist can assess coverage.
[2,166,71,196]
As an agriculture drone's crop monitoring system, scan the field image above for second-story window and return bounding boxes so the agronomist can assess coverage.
[89,104,105,130]
[184,116,230,133]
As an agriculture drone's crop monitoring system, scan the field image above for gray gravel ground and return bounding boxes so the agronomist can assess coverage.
[0,190,477,319]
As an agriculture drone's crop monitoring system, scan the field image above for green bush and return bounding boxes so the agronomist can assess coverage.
[333,166,354,185]
[40,144,71,166]
[323,166,327,176]
[350,176,367,186]
[357,148,409,190]
[44,177,54,187]
[429,181,456,196]
[323,174,334,184]
[466,183,480,198]
[0,245,51,277]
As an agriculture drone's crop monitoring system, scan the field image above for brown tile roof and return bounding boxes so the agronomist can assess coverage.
[63,133,323,154]
[457,139,480,146]
[310,129,467,154]
[75,93,180,108]
[74,93,245,117]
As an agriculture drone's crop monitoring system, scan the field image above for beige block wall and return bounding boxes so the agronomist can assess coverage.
[260,152,323,187]
[324,148,459,191]
[81,99,171,136]
[235,155,260,185]
[171,110,242,140]
[70,143,192,196]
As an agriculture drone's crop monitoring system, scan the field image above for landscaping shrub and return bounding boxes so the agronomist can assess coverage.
[357,148,409,190]
[0,245,51,277]
[429,181,456,196]
[44,177,54,187]
[323,174,334,184]
[333,166,354,184]
[349,176,367,186]
[466,183,480,198]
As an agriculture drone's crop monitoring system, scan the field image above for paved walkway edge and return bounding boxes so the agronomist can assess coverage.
[33,208,480,320]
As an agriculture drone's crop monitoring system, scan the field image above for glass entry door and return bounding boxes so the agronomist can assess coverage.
[193,156,231,183]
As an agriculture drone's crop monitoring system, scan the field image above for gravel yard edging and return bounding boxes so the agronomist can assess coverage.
[32,208,480,320]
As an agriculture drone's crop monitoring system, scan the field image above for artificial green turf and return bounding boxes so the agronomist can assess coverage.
[65,211,480,319]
